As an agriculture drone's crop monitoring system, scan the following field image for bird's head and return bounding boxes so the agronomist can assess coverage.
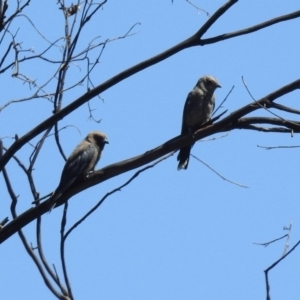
[87,131,109,149]
[197,75,221,92]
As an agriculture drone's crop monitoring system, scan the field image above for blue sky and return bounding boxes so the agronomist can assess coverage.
[1,1,300,299]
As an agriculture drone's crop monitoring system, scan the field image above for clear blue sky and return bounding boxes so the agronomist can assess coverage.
[1,1,300,299]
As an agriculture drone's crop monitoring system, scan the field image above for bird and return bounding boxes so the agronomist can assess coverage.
[177,75,221,170]
[48,131,109,209]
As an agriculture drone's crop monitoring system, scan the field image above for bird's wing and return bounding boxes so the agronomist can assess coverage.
[181,89,204,134]
[58,143,96,192]
[48,142,97,210]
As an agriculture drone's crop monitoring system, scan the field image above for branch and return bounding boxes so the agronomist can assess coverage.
[0,1,30,33]
[194,0,237,39]
[186,0,210,16]
[36,215,68,295]
[217,78,300,125]
[257,145,300,150]
[0,217,9,228]
[201,8,300,45]
[0,0,242,171]
[236,117,300,132]
[64,153,173,240]
[191,154,248,188]
[0,78,300,243]
[2,166,64,299]
[264,238,300,300]
[271,102,300,115]
[60,202,73,299]
[253,234,288,247]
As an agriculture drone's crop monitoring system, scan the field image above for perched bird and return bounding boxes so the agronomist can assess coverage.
[48,131,109,209]
[177,75,221,170]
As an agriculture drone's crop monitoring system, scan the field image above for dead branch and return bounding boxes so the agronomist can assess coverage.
[3,0,300,171]
[1,78,300,243]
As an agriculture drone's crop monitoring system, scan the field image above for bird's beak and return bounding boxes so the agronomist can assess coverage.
[216,83,221,88]
[104,138,109,144]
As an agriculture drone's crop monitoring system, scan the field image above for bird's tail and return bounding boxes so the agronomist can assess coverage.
[177,146,191,170]
[47,191,61,212]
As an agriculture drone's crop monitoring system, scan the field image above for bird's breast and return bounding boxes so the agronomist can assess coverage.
[185,102,214,129]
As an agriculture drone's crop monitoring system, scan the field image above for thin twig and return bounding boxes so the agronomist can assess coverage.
[196,133,229,142]
[282,220,292,257]
[264,238,300,300]
[190,154,249,188]
[212,85,234,117]
[257,145,300,150]
[36,215,68,295]
[60,202,73,299]
[63,153,174,241]
[2,166,63,298]
[242,76,289,121]
[271,103,300,115]
[253,234,288,247]
[0,217,9,228]
[210,110,228,123]
[186,0,210,16]
[0,0,240,170]
[201,8,300,45]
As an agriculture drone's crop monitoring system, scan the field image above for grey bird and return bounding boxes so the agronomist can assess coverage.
[48,131,109,209]
[177,75,221,170]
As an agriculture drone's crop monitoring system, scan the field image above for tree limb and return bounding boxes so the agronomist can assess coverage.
[1,78,300,244]
[4,0,300,171]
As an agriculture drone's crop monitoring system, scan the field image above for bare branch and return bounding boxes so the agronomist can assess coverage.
[264,237,300,300]
[201,8,300,45]
[0,0,30,33]
[241,76,300,128]
[194,0,238,39]
[36,215,69,295]
[0,0,241,170]
[64,153,174,241]
[282,220,292,257]
[212,85,234,117]
[271,103,300,115]
[2,165,65,299]
[236,117,300,132]
[191,154,249,188]
[186,0,210,16]
[254,234,288,247]
[1,78,300,243]
[257,145,300,150]
[0,217,9,228]
[60,202,73,299]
